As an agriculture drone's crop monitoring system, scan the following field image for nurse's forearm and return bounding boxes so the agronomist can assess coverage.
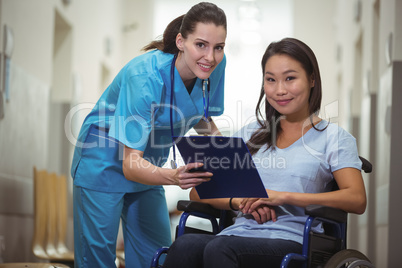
[122,147,177,186]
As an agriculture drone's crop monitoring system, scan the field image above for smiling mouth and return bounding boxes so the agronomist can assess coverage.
[276,99,292,105]
[198,63,212,71]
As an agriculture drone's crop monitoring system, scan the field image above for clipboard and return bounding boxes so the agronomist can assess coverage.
[174,136,268,199]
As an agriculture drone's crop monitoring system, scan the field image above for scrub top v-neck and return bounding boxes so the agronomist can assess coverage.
[71,49,226,193]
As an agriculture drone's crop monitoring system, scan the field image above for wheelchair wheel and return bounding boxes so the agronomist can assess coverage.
[324,249,375,268]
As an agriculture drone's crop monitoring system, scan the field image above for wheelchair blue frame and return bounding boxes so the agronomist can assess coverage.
[151,207,232,268]
[280,215,346,268]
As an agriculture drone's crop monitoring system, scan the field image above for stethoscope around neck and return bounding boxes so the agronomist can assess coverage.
[170,53,211,169]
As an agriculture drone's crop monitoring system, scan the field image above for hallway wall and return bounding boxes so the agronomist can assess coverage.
[292,0,402,267]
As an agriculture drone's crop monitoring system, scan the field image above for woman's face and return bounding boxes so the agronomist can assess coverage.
[263,54,314,121]
[176,22,226,84]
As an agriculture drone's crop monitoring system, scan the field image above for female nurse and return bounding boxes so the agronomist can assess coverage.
[70,2,227,267]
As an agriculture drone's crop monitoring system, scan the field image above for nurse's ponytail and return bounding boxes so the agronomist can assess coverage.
[143,2,226,54]
[143,15,184,54]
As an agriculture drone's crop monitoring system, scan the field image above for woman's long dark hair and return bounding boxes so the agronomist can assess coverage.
[142,2,227,54]
[247,38,323,155]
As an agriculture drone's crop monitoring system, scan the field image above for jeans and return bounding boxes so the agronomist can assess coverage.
[163,233,302,268]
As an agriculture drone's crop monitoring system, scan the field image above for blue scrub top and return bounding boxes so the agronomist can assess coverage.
[71,50,226,193]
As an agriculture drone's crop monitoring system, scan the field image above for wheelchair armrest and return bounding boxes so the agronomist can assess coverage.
[177,200,222,218]
[305,204,347,223]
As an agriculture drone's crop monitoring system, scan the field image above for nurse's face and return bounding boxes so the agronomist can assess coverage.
[263,54,314,121]
[176,22,226,85]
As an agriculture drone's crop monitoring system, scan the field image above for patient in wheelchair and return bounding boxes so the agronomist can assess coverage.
[162,37,367,268]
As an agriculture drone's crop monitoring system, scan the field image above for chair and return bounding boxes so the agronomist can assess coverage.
[32,167,74,266]
[151,157,375,268]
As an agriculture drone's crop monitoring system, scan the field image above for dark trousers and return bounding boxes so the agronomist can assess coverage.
[163,233,302,268]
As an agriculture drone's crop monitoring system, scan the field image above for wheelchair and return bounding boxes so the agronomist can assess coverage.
[151,157,375,268]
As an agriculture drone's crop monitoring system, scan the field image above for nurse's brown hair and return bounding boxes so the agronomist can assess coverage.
[143,2,227,54]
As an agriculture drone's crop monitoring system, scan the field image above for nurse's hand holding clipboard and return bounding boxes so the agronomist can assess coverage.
[123,147,213,190]
[175,116,221,188]
[176,163,213,189]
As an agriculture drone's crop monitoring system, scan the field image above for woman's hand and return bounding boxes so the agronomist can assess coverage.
[250,205,277,224]
[239,190,283,212]
[174,162,213,189]
[238,196,278,224]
